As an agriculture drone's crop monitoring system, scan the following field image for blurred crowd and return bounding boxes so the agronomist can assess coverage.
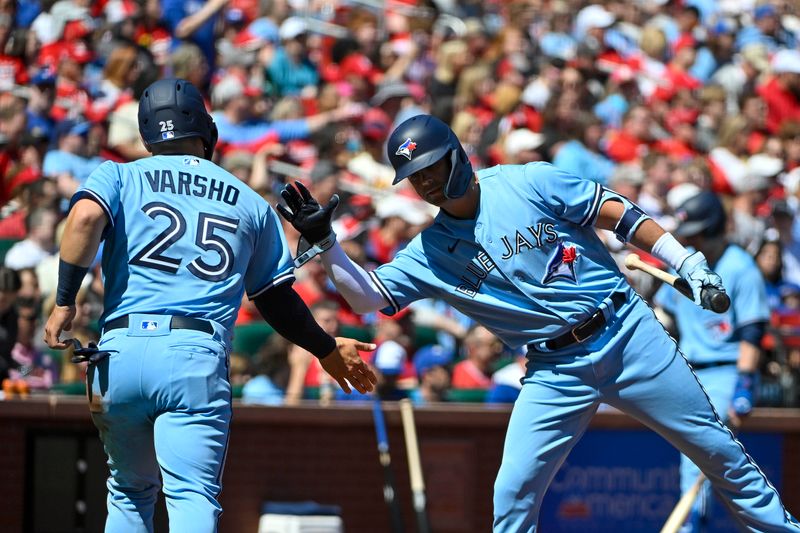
[1,0,800,407]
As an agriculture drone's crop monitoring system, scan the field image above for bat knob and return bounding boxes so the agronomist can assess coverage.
[703,289,730,314]
[624,253,640,270]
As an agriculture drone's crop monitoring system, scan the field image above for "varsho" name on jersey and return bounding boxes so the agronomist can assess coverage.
[144,170,240,206]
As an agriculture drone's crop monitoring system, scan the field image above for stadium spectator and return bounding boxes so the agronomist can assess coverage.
[0,0,799,410]
[267,17,318,97]
[451,326,502,390]
[409,344,452,405]
[755,237,790,311]
[4,206,57,270]
[0,266,20,383]
[242,335,291,406]
[8,293,56,390]
[42,119,104,204]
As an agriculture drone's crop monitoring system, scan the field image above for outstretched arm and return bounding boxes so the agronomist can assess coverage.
[320,242,389,314]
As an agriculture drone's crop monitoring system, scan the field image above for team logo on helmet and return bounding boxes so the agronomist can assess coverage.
[395,138,417,160]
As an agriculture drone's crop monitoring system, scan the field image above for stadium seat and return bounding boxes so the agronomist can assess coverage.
[232,322,274,359]
[445,388,488,403]
[0,239,19,264]
[338,324,373,342]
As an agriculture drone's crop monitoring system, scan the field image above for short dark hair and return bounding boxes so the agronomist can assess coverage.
[0,267,21,292]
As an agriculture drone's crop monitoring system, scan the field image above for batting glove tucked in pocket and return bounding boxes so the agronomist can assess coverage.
[677,251,725,309]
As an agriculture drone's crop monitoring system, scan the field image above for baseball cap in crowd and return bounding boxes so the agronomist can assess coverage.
[754,4,778,21]
[609,163,646,189]
[234,17,280,49]
[8,167,43,193]
[413,345,454,377]
[361,107,392,141]
[371,80,412,106]
[666,183,702,211]
[211,74,261,107]
[744,153,783,191]
[504,128,545,157]
[279,16,307,41]
[741,44,770,72]
[373,338,409,377]
[780,282,800,300]
[54,119,91,139]
[772,49,800,74]
[574,4,615,38]
[30,68,56,87]
[38,40,93,67]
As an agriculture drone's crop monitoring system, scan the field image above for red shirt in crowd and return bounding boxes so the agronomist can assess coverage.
[757,77,800,134]
[451,360,492,389]
[604,130,650,163]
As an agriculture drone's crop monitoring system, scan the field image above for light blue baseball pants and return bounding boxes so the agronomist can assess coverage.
[86,314,231,533]
[493,295,799,532]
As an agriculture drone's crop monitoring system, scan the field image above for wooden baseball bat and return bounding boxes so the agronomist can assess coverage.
[371,397,405,533]
[624,253,730,313]
[660,473,705,533]
[399,398,431,533]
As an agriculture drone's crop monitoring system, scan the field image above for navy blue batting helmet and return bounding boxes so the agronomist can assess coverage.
[674,191,727,238]
[387,114,474,199]
[138,78,218,160]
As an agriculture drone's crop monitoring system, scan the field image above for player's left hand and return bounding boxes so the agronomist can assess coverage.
[677,251,726,309]
[320,338,378,394]
[44,304,76,350]
[728,371,757,430]
[277,181,339,244]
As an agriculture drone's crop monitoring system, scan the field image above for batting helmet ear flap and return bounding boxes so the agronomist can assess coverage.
[443,140,472,199]
[205,121,218,160]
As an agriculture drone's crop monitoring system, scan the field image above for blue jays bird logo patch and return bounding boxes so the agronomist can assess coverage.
[543,242,578,284]
[396,138,417,160]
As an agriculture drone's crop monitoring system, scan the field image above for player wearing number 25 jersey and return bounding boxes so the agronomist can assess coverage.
[84,155,285,333]
[43,79,375,533]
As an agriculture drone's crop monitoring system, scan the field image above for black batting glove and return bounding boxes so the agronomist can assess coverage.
[277,181,339,244]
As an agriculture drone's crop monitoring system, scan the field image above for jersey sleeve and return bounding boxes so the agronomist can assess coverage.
[731,264,770,327]
[370,242,432,316]
[245,205,295,298]
[524,162,602,226]
[70,160,121,230]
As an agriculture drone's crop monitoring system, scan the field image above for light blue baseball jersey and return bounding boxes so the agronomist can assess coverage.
[654,244,769,363]
[371,162,627,348]
[74,155,294,334]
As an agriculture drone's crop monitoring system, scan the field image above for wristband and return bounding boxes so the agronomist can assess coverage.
[294,231,337,268]
[310,334,337,360]
[56,259,88,306]
[651,233,691,271]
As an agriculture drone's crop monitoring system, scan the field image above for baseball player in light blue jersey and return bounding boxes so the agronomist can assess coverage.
[655,191,770,533]
[278,114,799,532]
[44,79,376,533]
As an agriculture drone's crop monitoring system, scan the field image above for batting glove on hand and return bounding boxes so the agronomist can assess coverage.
[677,251,725,309]
[277,181,339,267]
[277,181,339,242]
[731,371,758,416]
